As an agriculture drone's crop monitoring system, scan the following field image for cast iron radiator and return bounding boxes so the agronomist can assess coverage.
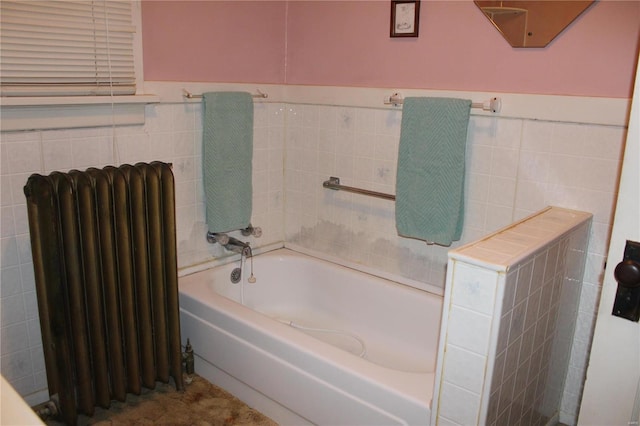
[24,162,184,425]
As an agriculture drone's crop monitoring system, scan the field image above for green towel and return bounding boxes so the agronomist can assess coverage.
[395,97,471,246]
[203,92,253,233]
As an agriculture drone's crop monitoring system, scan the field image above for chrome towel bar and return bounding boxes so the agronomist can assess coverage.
[183,89,268,100]
[384,92,502,113]
[322,177,395,201]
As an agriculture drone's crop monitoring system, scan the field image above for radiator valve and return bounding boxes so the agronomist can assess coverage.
[33,396,59,421]
[183,339,194,384]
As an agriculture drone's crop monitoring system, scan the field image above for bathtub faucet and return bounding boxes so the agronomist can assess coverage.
[206,231,252,257]
[224,236,252,257]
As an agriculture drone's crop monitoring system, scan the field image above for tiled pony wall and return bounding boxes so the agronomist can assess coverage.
[0,95,626,425]
[435,208,592,425]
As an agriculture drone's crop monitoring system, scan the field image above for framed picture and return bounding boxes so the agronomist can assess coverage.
[390,0,420,38]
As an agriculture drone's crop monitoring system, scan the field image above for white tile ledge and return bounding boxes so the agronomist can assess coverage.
[1,94,159,107]
[145,81,630,127]
[1,94,159,132]
[450,206,592,272]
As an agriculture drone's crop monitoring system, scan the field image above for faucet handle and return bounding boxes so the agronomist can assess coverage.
[207,231,230,245]
[241,224,262,238]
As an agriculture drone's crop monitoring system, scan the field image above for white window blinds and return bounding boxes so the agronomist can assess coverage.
[0,0,136,97]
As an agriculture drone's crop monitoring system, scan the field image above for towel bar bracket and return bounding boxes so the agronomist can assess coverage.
[324,176,342,188]
[206,231,229,245]
[484,97,501,113]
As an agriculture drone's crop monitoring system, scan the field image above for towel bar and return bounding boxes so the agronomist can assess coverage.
[183,89,268,100]
[322,177,395,201]
[384,93,501,113]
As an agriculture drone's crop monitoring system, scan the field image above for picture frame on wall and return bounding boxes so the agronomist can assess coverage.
[390,0,420,38]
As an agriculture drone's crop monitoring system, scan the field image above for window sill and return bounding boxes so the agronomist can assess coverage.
[0,95,159,132]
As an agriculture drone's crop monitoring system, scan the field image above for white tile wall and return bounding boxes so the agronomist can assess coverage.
[0,95,626,423]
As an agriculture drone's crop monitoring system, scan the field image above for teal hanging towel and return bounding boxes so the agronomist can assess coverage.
[202,92,253,234]
[395,97,471,246]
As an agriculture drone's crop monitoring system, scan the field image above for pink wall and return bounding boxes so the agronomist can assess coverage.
[142,1,287,83]
[142,1,640,98]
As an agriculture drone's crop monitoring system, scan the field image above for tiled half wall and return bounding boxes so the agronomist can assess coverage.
[433,207,591,425]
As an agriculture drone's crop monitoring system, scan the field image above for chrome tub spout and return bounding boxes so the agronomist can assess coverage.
[224,236,252,257]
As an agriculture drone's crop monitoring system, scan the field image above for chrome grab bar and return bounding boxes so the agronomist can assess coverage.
[322,177,396,201]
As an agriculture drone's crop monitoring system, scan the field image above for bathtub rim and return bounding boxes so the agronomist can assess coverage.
[285,242,445,296]
[179,241,444,297]
[178,241,284,278]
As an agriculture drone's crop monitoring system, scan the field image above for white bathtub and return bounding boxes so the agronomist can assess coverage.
[179,248,442,425]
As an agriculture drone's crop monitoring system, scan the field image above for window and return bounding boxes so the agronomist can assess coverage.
[0,1,155,131]
[0,0,136,97]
